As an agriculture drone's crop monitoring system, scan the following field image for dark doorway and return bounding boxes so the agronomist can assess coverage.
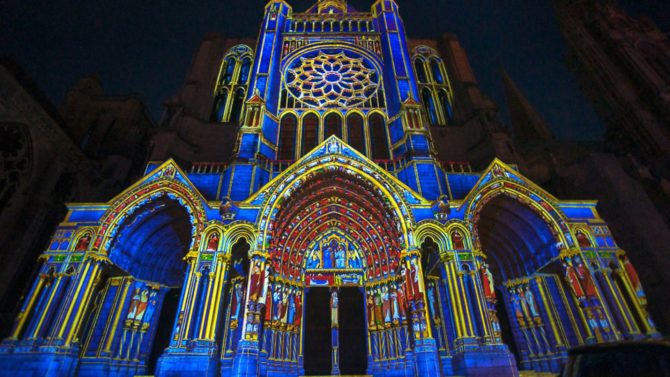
[304,287,332,375]
[339,287,367,375]
[148,288,180,374]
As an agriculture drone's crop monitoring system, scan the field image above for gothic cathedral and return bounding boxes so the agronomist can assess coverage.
[0,1,660,377]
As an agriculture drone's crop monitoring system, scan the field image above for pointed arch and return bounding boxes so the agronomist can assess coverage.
[224,56,236,84]
[415,222,449,253]
[301,112,320,156]
[430,58,444,84]
[278,113,298,160]
[414,58,428,83]
[223,222,258,254]
[239,57,252,84]
[573,227,595,249]
[252,151,419,261]
[229,88,245,124]
[346,111,366,155]
[464,172,575,281]
[422,88,438,126]
[324,112,343,139]
[202,225,224,252]
[94,177,207,256]
[439,89,453,123]
[71,228,95,252]
[369,112,389,160]
[210,88,229,122]
[445,223,471,250]
[211,44,254,123]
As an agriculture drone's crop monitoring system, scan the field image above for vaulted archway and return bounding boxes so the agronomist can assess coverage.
[471,192,579,374]
[251,153,422,375]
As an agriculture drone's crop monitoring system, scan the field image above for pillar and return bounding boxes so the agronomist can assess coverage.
[231,250,270,377]
[157,250,231,377]
[401,248,440,376]
[331,288,340,376]
[446,253,517,377]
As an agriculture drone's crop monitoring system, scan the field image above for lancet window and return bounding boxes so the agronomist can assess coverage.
[210,45,254,123]
[369,112,390,160]
[278,114,298,160]
[412,45,454,126]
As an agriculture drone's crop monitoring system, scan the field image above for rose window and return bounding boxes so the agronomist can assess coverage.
[285,50,380,108]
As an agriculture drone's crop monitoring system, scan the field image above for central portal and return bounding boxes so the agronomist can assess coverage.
[303,287,367,376]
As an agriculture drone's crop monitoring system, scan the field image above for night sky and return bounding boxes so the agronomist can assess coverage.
[3,0,669,141]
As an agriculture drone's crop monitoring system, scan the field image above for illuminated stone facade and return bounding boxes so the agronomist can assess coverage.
[0,1,660,377]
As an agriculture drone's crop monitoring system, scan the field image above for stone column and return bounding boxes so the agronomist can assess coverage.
[167,251,199,347]
[53,257,104,347]
[8,263,51,341]
[231,250,270,377]
[401,248,440,376]
[198,253,231,342]
[331,288,340,375]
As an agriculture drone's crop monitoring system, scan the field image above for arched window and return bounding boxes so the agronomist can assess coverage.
[414,59,428,83]
[369,113,389,160]
[210,89,229,122]
[412,46,453,126]
[301,113,319,156]
[278,114,297,160]
[346,113,365,155]
[451,230,465,250]
[422,88,438,126]
[229,88,245,124]
[224,57,236,84]
[210,45,254,123]
[430,59,444,84]
[576,230,592,248]
[324,113,342,139]
[239,58,252,84]
[439,90,453,123]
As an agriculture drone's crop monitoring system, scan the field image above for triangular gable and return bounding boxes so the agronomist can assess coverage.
[243,135,428,206]
[457,158,559,208]
[402,95,421,107]
[246,91,265,105]
[106,159,207,205]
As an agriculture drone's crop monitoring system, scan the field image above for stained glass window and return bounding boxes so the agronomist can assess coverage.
[285,49,380,108]
[324,113,342,139]
[369,113,389,160]
[412,46,454,126]
[211,44,254,123]
[278,114,298,160]
[347,113,365,155]
[301,113,319,156]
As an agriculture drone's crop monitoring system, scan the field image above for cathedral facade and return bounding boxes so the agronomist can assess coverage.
[0,1,660,377]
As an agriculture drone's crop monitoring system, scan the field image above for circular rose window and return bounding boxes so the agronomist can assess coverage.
[284,49,380,108]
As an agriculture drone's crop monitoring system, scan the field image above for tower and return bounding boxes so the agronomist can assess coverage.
[553,0,670,184]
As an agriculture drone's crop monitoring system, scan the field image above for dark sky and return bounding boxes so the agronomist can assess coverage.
[3,0,669,141]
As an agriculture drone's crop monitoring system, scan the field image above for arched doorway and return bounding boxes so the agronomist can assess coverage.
[257,166,411,376]
[77,194,194,376]
[473,194,576,373]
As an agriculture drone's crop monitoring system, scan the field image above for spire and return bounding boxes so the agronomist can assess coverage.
[501,69,554,142]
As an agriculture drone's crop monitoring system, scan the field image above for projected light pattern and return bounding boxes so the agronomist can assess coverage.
[285,50,379,108]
